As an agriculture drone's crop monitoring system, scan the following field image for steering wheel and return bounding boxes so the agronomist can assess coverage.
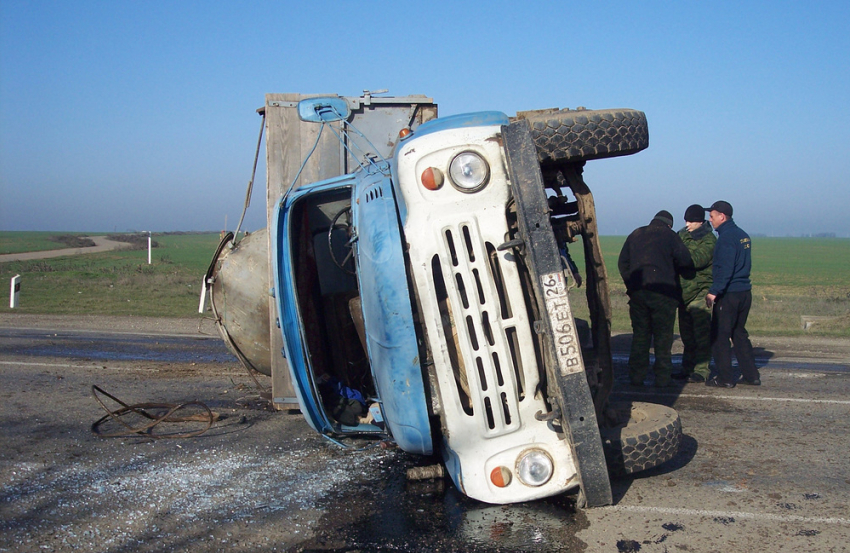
[328,206,356,275]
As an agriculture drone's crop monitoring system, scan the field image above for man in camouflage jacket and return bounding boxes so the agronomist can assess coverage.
[674,204,716,383]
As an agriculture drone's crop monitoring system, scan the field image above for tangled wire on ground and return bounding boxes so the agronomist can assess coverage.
[90,385,219,439]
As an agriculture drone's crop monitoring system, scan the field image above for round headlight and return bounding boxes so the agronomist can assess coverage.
[449,151,489,192]
[516,449,553,487]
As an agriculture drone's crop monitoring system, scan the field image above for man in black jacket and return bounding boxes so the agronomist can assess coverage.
[619,210,694,387]
[704,200,761,388]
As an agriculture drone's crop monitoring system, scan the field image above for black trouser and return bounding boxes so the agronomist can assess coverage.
[710,290,759,384]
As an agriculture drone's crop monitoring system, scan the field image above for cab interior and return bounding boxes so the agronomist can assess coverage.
[286,187,381,432]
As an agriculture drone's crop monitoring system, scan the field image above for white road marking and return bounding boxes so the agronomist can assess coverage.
[601,504,850,525]
[616,390,850,405]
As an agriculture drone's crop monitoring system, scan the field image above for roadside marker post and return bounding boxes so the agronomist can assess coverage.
[147,231,152,265]
[10,275,21,308]
[198,277,208,313]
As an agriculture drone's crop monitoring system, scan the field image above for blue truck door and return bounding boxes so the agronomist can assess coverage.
[353,170,434,455]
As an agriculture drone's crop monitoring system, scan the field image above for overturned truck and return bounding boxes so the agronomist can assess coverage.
[207,93,681,507]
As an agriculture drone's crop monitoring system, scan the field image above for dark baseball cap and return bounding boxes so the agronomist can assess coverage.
[706,200,733,217]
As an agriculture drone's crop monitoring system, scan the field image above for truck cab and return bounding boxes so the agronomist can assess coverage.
[269,96,678,506]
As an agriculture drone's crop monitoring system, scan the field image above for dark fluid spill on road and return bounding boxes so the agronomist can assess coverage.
[661,522,684,531]
[617,540,641,552]
[298,451,592,552]
[19,346,236,363]
[612,353,849,374]
[3,334,237,364]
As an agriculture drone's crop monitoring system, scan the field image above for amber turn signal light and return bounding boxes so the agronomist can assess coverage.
[421,167,444,191]
[490,466,512,488]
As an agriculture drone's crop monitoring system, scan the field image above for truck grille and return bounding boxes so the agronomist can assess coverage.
[428,221,532,437]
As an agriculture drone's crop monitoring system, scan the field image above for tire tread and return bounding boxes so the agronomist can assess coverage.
[601,402,682,477]
[514,108,649,164]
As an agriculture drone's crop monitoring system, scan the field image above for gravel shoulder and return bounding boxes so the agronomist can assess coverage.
[0,313,208,336]
[0,314,355,553]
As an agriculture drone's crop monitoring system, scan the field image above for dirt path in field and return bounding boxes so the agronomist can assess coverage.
[0,236,129,263]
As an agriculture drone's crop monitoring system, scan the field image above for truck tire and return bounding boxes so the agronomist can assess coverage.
[601,401,681,477]
[515,108,649,165]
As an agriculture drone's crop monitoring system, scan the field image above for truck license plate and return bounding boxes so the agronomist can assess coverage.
[541,271,584,376]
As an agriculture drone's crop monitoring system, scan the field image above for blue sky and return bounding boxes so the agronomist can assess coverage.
[1,1,848,236]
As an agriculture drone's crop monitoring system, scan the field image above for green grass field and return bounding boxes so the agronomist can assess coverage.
[1,232,848,336]
[565,236,850,337]
[0,232,223,318]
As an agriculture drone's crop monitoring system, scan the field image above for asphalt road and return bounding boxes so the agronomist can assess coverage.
[1,316,849,552]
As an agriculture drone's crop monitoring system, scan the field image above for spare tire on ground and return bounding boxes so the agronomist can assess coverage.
[600,401,682,477]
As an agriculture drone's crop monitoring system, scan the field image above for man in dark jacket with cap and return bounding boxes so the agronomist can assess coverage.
[673,204,716,383]
[704,200,761,388]
[619,210,694,387]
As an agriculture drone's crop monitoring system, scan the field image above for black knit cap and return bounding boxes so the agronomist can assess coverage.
[653,210,674,227]
[684,204,705,222]
[706,200,733,217]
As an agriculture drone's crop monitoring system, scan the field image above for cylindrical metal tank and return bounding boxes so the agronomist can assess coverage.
[208,228,272,376]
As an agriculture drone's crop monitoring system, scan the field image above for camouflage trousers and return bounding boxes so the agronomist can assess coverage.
[627,289,679,386]
[678,295,712,379]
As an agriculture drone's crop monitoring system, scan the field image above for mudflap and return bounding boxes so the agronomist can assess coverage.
[501,120,613,507]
